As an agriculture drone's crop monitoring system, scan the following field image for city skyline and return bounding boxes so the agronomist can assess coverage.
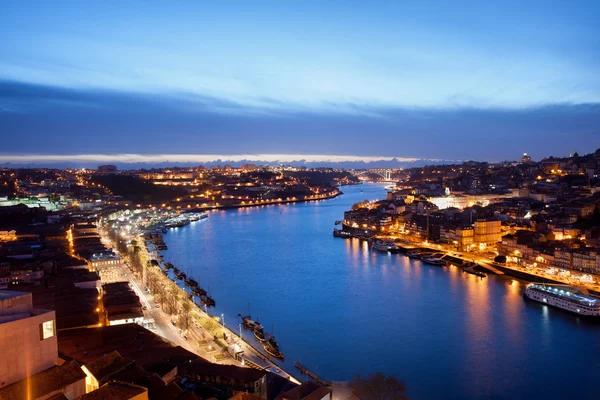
[2,1,599,160]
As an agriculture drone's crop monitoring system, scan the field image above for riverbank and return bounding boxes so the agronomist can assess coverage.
[141,237,301,383]
[390,237,600,296]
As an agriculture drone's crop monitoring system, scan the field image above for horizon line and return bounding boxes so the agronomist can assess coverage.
[0,153,454,164]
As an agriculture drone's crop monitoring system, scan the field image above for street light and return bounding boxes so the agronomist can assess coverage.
[238,323,242,339]
[221,313,225,327]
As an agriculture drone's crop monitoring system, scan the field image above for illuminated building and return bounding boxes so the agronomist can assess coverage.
[521,153,532,163]
[0,291,58,389]
[474,219,502,247]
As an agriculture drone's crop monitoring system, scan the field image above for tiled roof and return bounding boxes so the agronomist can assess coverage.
[83,351,134,383]
[76,380,147,400]
[0,360,85,400]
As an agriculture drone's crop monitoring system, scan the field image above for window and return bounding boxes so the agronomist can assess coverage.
[40,320,55,340]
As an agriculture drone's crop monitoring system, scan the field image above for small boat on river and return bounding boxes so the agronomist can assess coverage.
[264,342,284,359]
[254,327,266,342]
[185,277,199,288]
[333,229,352,238]
[200,294,216,307]
[239,315,264,331]
[422,255,446,266]
[463,264,486,278]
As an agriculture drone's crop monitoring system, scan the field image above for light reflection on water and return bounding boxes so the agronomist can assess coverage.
[163,183,600,399]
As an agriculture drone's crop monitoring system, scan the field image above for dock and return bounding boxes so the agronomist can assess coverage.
[294,362,330,386]
[477,261,504,275]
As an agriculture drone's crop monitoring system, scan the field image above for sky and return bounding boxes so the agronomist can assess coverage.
[1,0,599,166]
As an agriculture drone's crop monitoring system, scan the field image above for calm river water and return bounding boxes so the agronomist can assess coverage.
[163,183,600,399]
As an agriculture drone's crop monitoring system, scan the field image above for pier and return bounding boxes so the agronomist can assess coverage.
[294,362,330,386]
[476,261,504,275]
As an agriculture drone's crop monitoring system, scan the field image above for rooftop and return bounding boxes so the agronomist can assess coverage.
[0,360,85,400]
[58,324,201,369]
[77,380,147,400]
[83,351,135,383]
[278,381,332,400]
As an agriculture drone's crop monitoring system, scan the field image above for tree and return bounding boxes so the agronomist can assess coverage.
[165,284,180,315]
[349,373,407,400]
[180,299,192,330]
[129,249,142,275]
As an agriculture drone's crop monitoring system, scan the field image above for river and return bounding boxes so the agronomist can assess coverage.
[163,183,600,399]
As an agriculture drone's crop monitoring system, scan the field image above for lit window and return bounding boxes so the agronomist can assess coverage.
[40,320,55,340]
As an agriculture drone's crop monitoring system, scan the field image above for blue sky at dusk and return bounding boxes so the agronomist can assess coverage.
[1,0,599,164]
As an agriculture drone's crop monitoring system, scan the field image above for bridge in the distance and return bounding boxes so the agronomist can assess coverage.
[350,168,393,181]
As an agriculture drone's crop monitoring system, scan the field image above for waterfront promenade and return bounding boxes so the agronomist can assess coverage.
[387,235,600,294]
[98,225,301,383]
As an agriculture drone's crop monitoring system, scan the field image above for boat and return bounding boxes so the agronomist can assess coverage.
[264,342,284,359]
[372,240,393,252]
[421,256,446,266]
[254,327,266,342]
[334,220,342,225]
[523,283,600,317]
[387,244,400,253]
[192,287,207,297]
[185,277,199,288]
[174,271,185,280]
[200,295,216,307]
[164,262,174,270]
[407,251,422,259]
[268,334,279,350]
[239,315,264,331]
[333,229,352,238]
[462,266,486,278]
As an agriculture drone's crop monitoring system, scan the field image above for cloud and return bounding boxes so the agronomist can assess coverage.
[0,79,599,161]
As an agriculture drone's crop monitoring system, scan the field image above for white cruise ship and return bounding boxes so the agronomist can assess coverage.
[523,283,600,317]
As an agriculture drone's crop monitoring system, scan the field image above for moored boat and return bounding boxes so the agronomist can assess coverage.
[422,256,446,266]
[185,277,199,288]
[200,295,216,307]
[239,315,264,331]
[463,266,486,278]
[264,342,284,359]
[333,229,352,238]
[254,327,266,342]
[523,283,600,317]
[372,240,393,252]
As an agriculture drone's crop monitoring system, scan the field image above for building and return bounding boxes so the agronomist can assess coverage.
[473,219,502,249]
[0,230,17,242]
[277,381,332,400]
[444,226,474,251]
[181,361,267,399]
[521,153,532,164]
[87,253,123,281]
[0,359,86,400]
[0,291,57,389]
[81,351,136,392]
[343,209,393,233]
[0,263,9,289]
[78,381,148,400]
[102,282,144,326]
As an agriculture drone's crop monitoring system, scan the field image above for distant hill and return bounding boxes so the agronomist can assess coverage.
[90,174,188,203]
